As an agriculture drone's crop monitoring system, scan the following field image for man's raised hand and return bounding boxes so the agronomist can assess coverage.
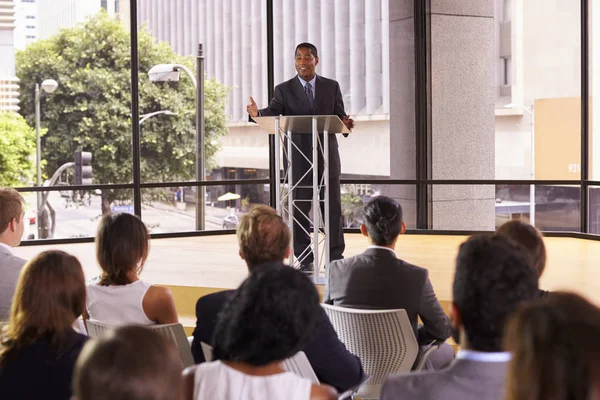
[246,96,259,118]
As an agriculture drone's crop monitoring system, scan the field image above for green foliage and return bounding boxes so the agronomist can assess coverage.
[16,11,229,205]
[0,112,37,186]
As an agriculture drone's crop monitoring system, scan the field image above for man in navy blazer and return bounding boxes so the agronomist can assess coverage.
[247,42,354,270]
[190,205,365,392]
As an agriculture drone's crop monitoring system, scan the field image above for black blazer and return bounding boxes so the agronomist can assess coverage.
[256,75,347,180]
[0,329,88,400]
[190,289,366,392]
[324,248,451,345]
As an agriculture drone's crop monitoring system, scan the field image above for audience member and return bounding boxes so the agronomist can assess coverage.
[505,291,600,400]
[184,266,337,400]
[381,234,539,400]
[324,196,453,370]
[191,205,365,392]
[496,219,548,297]
[0,250,88,400]
[0,188,27,320]
[73,326,182,400]
[85,213,178,325]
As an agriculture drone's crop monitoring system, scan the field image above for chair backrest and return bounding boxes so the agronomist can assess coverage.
[200,342,318,383]
[321,304,419,396]
[84,320,195,368]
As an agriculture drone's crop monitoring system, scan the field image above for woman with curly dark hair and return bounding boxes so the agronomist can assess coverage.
[184,266,337,400]
[0,250,88,400]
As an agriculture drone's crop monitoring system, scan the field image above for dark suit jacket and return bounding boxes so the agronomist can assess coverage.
[381,358,510,400]
[190,290,366,392]
[324,247,451,345]
[257,74,347,179]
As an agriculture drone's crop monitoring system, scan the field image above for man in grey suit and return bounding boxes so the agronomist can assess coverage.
[247,42,354,271]
[0,188,27,320]
[324,196,453,369]
[381,234,539,400]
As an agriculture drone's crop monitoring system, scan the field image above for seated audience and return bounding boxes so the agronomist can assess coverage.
[0,250,88,400]
[496,219,548,297]
[191,205,365,393]
[381,234,539,400]
[184,266,337,400]
[0,188,27,320]
[505,291,600,400]
[324,196,453,369]
[73,325,182,400]
[85,213,178,325]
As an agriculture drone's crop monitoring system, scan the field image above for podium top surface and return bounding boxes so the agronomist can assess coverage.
[253,115,350,134]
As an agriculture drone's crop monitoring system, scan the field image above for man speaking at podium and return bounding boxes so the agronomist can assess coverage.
[247,42,354,272]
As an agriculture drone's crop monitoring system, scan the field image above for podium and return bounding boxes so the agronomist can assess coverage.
[254,115,350,282]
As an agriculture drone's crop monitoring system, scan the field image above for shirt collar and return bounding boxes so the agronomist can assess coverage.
[456,349,512,363]
[0,242,14,254]
[297,74,316,89]
[367,245,397,255]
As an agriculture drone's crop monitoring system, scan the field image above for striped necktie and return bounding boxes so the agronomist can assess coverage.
[305,82,314,108]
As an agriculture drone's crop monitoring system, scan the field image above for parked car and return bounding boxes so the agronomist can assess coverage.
[222,215,239,229]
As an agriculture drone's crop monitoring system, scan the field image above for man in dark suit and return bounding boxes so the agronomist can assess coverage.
[190,205,366,392]
[324,196,453,369]
[381,235,539,400]
[247,42,354,271]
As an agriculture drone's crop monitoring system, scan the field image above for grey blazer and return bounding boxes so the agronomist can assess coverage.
[257,74,346,181]
[381,358,510,400]
[324,248,450,345]
[0,246,26,320]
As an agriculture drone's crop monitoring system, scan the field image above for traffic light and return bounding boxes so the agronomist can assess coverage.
[75,150,93,185]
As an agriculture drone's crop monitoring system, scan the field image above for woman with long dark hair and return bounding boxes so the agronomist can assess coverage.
[85,213,177,325]
[0,250,88,400]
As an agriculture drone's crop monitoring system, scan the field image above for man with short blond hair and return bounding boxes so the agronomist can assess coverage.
[236,204,291,269]
[0,188,27,319]
[191,205,366,392]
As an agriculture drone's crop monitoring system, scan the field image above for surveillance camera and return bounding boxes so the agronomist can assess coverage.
[148,64,181,82]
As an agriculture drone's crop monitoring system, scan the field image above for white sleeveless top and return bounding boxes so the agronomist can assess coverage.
[193,361,313,400]
[86,277,155,325]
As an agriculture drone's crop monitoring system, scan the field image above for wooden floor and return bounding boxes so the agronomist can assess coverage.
[14,233,600,304]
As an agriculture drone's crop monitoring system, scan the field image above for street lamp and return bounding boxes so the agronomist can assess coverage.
[139,110,177,125]
[35,78,58,238]
[505,103,535,226]
[148,46,205,231]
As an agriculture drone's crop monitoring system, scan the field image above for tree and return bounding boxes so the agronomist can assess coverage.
[16,12,229,214]
[0,112,37,187]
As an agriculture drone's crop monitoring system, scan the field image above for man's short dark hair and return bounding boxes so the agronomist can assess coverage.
[362,196,403,246]
[295,42,318,58]
[212,265,321,366]
[236,205,290,270]
[453,235,538,352]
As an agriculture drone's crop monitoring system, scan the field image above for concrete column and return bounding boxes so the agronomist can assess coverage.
[349,0,365,115]
[283,0,295,79]
[176,0,184,54]
[251,0,264,104]
[334,0,350,96]
[206,0,215,77]
[214,0,223,83]
[320,0,335,79]
[273,0,284,86]
[381,0,390,115]
[307,0,321,47]
[365,0,382,114]
[428,0,495,230]
[294,0,307,45]
[388,0,417,227]
[232,0,242,121]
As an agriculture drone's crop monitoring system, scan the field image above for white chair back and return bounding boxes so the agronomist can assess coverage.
[199,342,318,383]
[85,320,195,368]
[321,304,419,399]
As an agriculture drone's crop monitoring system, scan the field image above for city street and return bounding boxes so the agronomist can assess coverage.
[24,191,242,239]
